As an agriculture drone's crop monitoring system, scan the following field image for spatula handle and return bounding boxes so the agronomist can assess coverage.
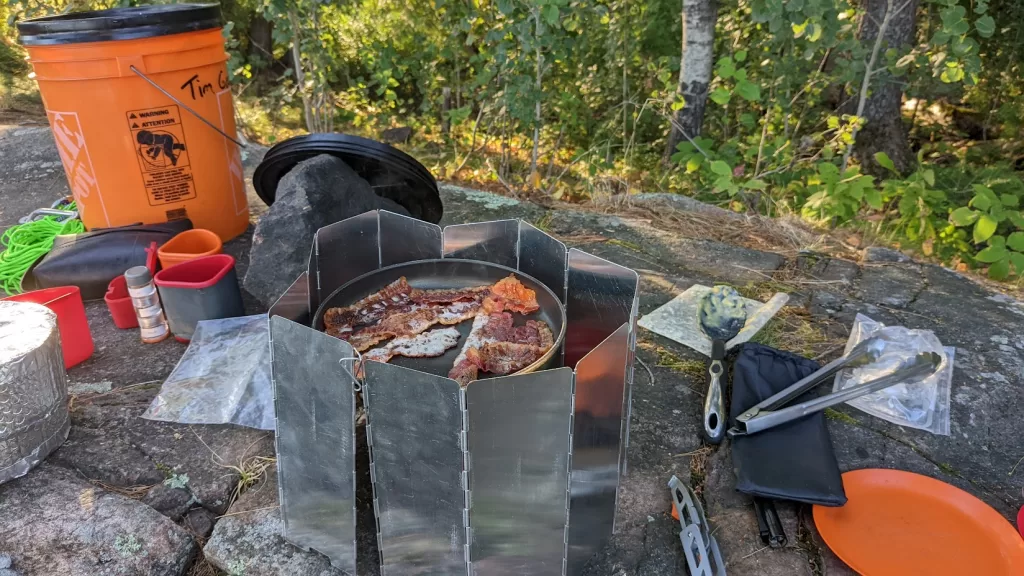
[703,340,727,444]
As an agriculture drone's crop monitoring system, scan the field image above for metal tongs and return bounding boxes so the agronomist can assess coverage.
[728,336,943,437]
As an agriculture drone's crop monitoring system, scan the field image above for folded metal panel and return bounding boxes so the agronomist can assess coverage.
[314,211,381,309]
[566,323,631,574]
[269,272,310,325]
[270,316,356,573]
[442,220,520,268]
[618,296,640,480]
[379,210,443,267]
[307,243,319,315]
[517,221,568,303]
[564,249,639,368]
[363,362,468,575]
[465,368,575,575]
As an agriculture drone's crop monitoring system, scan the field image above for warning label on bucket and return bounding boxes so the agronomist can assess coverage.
[127,105,197,206]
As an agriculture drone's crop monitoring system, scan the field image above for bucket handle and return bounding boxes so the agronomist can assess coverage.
[130,65,247,149]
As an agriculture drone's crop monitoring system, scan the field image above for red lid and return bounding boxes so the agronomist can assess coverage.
[154,254,235,289]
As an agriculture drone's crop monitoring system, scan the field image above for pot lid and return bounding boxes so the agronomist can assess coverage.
[253,133,443,224]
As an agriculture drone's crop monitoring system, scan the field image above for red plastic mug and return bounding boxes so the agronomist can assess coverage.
[3,286,94,368]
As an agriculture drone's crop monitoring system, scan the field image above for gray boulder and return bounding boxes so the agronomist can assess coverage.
[863,246,912,263]
[244,155,410,308]
[0,464,194,576]
[204,465,347,576]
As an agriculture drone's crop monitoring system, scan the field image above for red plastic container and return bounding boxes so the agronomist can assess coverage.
[154,254,244,342]
[105,242,158,329]
[3,286,94,368]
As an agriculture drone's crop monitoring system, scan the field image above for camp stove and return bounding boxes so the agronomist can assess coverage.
[269,210,638,575]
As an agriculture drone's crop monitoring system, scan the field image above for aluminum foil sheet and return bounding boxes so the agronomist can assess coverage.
[0,301,69,485]
[638,284,789,357]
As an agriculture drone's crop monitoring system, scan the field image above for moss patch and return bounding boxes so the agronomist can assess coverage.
[648,344,706,380]
[606,238,644,252]
[824,407,859,425]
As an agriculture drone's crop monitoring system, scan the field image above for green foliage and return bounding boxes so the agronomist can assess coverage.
[800,163,875,223]
[4,0,1024,282]
[949,184,1024,278]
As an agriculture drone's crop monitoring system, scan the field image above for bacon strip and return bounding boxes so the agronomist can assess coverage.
[448,313,493,385]
[323,278,415,333]
[409,285,490,304]
[358,327,462,377]
[473,342,550,376]
[340,300,480,351]
[483,275,540,314]
[447,312,554,386]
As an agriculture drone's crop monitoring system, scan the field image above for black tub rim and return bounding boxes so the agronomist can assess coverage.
[253,133,443,224]
[17,4,222,46]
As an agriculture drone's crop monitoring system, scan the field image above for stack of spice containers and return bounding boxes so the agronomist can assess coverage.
[124,266,170,344]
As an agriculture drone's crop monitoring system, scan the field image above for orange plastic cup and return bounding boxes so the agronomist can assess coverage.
[157,228,223,270]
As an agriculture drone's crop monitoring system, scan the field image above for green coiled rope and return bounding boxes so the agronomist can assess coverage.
[0,206,85,296]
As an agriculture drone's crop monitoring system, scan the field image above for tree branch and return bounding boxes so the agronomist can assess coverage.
[841,0,896,171]
[453,108,491,175]
[755,85,775,176]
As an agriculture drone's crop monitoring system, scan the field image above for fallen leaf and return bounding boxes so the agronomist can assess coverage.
[529,170,542,189]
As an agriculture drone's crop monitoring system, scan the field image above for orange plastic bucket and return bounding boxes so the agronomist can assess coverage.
[17,4,249,242]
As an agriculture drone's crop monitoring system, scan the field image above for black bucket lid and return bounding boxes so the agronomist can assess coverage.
[254,133,444,224]
[17,4,222,46]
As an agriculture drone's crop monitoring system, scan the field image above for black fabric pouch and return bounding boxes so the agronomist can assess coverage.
[730,343,847,506]
[25,220,193,300]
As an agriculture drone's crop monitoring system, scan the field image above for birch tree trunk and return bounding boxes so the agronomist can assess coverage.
[288,9,315,133]
[663,0,718,162]
[852,0,918,175]
[529,6,543,187]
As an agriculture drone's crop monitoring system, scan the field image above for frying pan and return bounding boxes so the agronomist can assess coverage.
[313,259,567,379]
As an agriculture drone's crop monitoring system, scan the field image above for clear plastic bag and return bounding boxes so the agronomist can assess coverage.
[141,314,274,430]
[832,314,953,435]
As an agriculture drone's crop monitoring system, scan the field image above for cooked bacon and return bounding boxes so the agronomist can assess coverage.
[479,314,553,347]
[473,342,549,376]
[324,277,414,332]
[345,308,437,350]
[341,300,480,351]
[447,312,554,386]
[325,274,548,380]
[449,356,480,386]
[484,275,540,314]
[359,327,462,377]
[409,285,490,304]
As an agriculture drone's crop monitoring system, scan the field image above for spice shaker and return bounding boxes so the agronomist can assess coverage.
[124,266,170,344]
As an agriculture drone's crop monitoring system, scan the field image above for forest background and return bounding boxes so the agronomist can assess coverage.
[3,0,1024,281]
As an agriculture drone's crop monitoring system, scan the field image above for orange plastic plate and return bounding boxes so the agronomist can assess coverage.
[814,469,1024,575]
